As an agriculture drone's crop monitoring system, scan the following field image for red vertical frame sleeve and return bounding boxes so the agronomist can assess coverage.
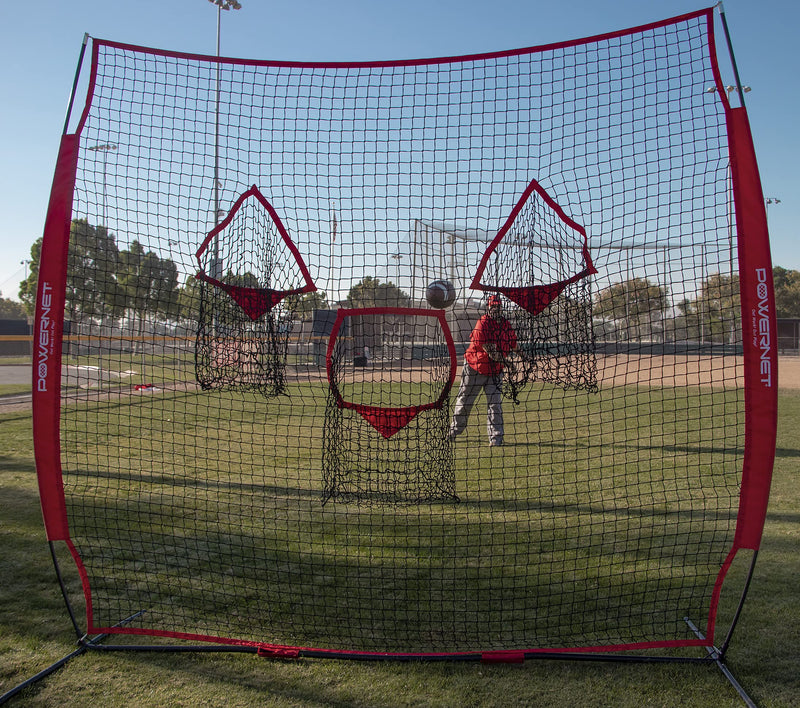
[728,107,777,551]
[32,133,79,541]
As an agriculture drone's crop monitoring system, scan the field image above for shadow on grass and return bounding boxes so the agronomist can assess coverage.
[0,455,36,474]
[509,438,746,457]
[67,463,740,523]
[29,383,753,659]
[775,446,800,458]
[0,485,81,642]
[54,467,738,661]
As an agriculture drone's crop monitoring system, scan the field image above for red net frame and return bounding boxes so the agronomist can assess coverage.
[195,185,317,320]
[325,307,457,439]
[31,8,776,661]
[470,177,597,315]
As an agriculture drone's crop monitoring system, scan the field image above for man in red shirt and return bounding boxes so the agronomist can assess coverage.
[449,294,517,446]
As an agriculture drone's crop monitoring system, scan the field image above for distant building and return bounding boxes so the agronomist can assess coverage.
[777,318,800,355]
[0,319,31,357]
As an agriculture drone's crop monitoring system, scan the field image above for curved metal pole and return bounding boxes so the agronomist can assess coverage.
[212,4,222,280]
[719,550,760,658]
[62,34,90,136]
[717,4,748,109]
[48,542,83,640]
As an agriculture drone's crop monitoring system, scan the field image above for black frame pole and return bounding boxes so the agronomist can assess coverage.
[685,618,757,707]
[62,33,90,136]
[716,1,765,668]
[717,3,748,109]
[719,551,760,657]
[48,541,83,641]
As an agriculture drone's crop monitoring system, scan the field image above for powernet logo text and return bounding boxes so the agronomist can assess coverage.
[754,268,773,388]
[37,282,54,393]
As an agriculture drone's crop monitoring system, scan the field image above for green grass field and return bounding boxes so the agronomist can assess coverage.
[1,382,798,706]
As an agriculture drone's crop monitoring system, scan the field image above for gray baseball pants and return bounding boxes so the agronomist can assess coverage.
[448,362,504,445]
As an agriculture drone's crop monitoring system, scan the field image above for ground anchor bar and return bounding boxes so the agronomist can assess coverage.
[0,611,146,705]
[684,617,757,707]
[0,644,88,706]
[77,644,718,665]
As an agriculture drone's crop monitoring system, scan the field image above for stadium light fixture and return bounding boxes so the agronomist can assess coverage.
[765,197,781,227]
[706,85,752,96]
[208,0,243,9]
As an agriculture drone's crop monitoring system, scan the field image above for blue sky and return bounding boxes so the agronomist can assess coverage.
[0,0,796,300]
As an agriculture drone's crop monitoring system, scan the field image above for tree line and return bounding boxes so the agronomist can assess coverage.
[10,220,413,325]
[18,220,183,327]
[4,220,800,337]
[592,268,799,343]
[592,274,743,344]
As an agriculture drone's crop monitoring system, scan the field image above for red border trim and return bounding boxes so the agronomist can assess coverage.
[195,185,317,312]
[67,538,95,629]
[194,274,307,321]
[196,185,316,290]
[470,176,596,303]
[727,107,778,551]
[33,134,80,542]
[90,9,711,70]
[325,307,457,436]
[705,9,730,111]
[84,621,710,659]
[705,546,738,642]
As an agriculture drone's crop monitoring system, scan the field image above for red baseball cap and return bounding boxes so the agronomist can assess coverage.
[487,295,503,307]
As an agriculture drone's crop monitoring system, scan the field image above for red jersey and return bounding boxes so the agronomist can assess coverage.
[464,314,517,375]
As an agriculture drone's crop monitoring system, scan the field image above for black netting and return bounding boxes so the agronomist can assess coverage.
[472,181,598,400]
[323,310,457,505]
[195,186,314,397]
[500,279,598,403]
[196,283,291,397]
[52,12,749,654]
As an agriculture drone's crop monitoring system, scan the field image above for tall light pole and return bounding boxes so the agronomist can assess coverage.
[208,0,242,280]
[765,197,781,228]
[87,142,117,227]
[391,253,402,284]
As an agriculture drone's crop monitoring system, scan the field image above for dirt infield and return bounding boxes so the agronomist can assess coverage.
[597,354,800,389]
[2,356,799,414]
[330,355,800,390]
[597,354,734,389]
